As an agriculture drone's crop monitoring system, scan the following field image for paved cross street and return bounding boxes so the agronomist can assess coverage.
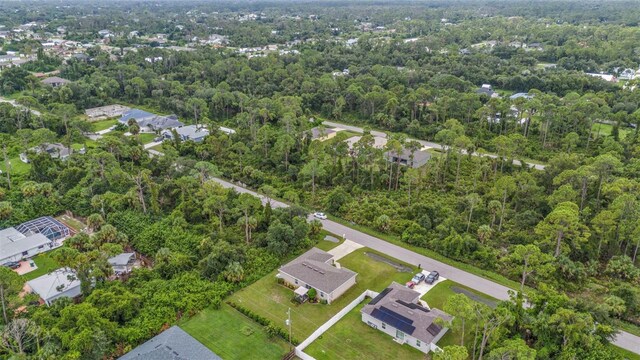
[211,177,640,355]
[322,120,547,171]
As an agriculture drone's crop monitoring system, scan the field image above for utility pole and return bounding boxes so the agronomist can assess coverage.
[286,308,292,349]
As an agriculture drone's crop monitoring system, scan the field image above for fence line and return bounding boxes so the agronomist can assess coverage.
[295,289,380,360]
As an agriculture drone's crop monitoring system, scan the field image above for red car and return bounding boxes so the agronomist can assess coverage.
[405,281,416,289]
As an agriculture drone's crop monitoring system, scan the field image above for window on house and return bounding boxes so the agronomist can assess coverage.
[22,251,28,256]
[416,340,421,347]
[295,279,298,285]
[38,245,44,249]
[382,323,386,329]
[320,292,324,297]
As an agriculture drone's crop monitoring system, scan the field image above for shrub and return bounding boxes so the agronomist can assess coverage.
[226,301,300,345]
[307,288,317,300]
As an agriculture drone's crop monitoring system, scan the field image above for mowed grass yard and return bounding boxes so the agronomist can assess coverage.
[421,280,498,349]
[304,299,424,360]
[22,251,61,281]
[0,156,31,176]
[228,247,418,341]
[592,122,632,140]
[180,303,290,360]
[91,119,119,132]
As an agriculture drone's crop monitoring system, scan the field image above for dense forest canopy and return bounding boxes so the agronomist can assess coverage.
[0,0,640,359]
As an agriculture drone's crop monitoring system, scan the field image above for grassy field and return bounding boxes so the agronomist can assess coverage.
[91,119,118,132]
[228,248,418,341]
[421,280,498,349]
[137,133,157,144]
[22,251,61,281]
[592,122,632,140]
[0,156,31,176]
[180,303,290,360]
[610,344,640,360]
[326,214,523,291]
[304,300,424,360]
[56,215,86,233]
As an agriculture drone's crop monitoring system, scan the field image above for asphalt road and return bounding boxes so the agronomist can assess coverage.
[0,96,42,116]
[210,177,640,354]
[322,120,547,171]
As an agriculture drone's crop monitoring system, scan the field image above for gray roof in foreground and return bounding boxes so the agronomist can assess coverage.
[279,247,357,294]
[119,326,221,360]
[26,268,80,302]
[362,282,453,344]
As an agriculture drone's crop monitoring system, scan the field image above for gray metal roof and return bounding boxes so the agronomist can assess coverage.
[362,282,453,344]
[119,326,221,360]
[108,252,135,266]
[279,247,357,294]
[26,268,81,303]
[0,227,50,262]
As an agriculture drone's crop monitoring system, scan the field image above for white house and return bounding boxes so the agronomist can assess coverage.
[277,247,357,304]
[0,228,51,264]
[108,252,137,274]
[26,268,81,306]
[361,282,452,354]
[0,216,71,264]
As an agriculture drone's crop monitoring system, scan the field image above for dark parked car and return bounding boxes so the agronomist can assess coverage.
[425,271,440,284]
[411,272,426,284]
[3,261,20,269]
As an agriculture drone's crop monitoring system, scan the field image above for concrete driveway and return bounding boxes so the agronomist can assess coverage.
[327,239,363,261]
[411,270,446,297]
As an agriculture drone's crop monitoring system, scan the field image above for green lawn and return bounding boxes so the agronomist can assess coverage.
[610,344,640,360]
[180,303,290,360]
[304,300,424,360]
[22,251,61,281]
[0,156,31,176]
[56,215,86,233]
[421,280,498,349]
[592,122,632,140]
[137,133,157,144]
[314,230,344,252]
[229,248,417,341]
[91,119,118,132]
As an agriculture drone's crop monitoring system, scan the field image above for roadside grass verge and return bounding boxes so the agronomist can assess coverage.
[327,214,523,291]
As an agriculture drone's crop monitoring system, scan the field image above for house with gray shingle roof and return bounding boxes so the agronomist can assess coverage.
[118,326,221,360]
[162,125,210,142]
[119,109,184,132]
[277,247,357,304]
[41,76,71,87]
[361,282,453,354]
